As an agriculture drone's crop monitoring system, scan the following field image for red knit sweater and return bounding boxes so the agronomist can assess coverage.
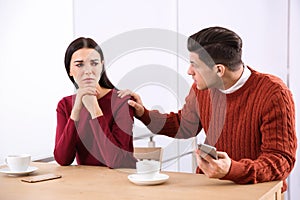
[54,89,136,168]
[138,67,297,191]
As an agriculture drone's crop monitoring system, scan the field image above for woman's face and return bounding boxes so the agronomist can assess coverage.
[69,48,103,88]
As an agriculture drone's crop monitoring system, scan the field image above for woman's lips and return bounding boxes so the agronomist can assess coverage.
[83,78,94,82]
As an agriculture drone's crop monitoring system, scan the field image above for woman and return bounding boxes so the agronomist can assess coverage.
[54,37,136,168]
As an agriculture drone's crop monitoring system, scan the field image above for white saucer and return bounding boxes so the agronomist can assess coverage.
[0,166,38,176]
[128,173,169,186]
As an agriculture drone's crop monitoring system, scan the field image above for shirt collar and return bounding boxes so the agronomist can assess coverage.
[219,66,251,94]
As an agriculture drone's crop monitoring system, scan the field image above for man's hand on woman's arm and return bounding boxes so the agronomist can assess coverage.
[117,89,145,117]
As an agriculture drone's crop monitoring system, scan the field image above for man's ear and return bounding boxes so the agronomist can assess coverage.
[215,64,226,77]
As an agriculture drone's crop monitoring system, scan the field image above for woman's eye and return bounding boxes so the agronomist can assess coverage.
[76,63,83,67]
[91,62,99,66]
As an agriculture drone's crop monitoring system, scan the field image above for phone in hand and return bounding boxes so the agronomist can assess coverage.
[198,143,218,160]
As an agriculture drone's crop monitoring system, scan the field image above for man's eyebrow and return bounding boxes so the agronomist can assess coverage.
[74,60,83,63]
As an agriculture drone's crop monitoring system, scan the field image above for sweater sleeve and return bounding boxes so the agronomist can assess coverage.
[221,88,297,191]
[138,84,202,138]
[54,99,77,166]
[89,98,136,168]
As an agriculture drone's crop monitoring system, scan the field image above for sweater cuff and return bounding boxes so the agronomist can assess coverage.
[220,159,244,181]
[136,107,151,125]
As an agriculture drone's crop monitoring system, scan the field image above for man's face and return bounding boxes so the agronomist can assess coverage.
[187,52,221,90]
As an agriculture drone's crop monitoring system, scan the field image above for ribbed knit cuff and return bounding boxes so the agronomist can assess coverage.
[220,159,243,181]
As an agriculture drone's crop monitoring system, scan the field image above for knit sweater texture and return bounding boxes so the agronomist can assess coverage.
[138,67,297,192]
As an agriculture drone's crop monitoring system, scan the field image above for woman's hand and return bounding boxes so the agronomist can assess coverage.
[117,89,145,117]
[71,86,99,121]
[195,149,231,179]
[82,89,103,119]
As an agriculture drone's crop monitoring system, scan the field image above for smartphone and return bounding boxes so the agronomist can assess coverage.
[198,143,218,160]
[21,173,62,183]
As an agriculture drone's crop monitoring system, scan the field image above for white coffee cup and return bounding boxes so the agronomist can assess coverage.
[5,154,31,172]
[136,160,160,179]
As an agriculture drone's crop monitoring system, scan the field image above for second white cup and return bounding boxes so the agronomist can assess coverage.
[5,154,31,172]
[136,160,160,179]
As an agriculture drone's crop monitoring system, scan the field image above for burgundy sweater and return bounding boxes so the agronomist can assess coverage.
[54,89,136,168]
[138,67,297,191]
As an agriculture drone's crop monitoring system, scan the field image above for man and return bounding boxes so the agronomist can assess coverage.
[118,26,297,192]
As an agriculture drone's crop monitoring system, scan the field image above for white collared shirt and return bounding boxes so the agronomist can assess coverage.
[219,66,251,94]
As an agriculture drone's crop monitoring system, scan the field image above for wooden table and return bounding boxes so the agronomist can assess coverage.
[0,162,282,200]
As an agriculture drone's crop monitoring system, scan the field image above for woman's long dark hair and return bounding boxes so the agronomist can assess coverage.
[64,37,115,89]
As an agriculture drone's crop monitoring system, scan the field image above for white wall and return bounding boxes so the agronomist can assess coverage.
[287,0,300,199]
[0,0,73,163]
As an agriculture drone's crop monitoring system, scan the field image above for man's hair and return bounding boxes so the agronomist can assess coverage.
[187,26,243,71]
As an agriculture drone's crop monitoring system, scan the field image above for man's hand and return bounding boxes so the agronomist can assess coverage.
[117,89,145,117]
[195,149,231,179]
